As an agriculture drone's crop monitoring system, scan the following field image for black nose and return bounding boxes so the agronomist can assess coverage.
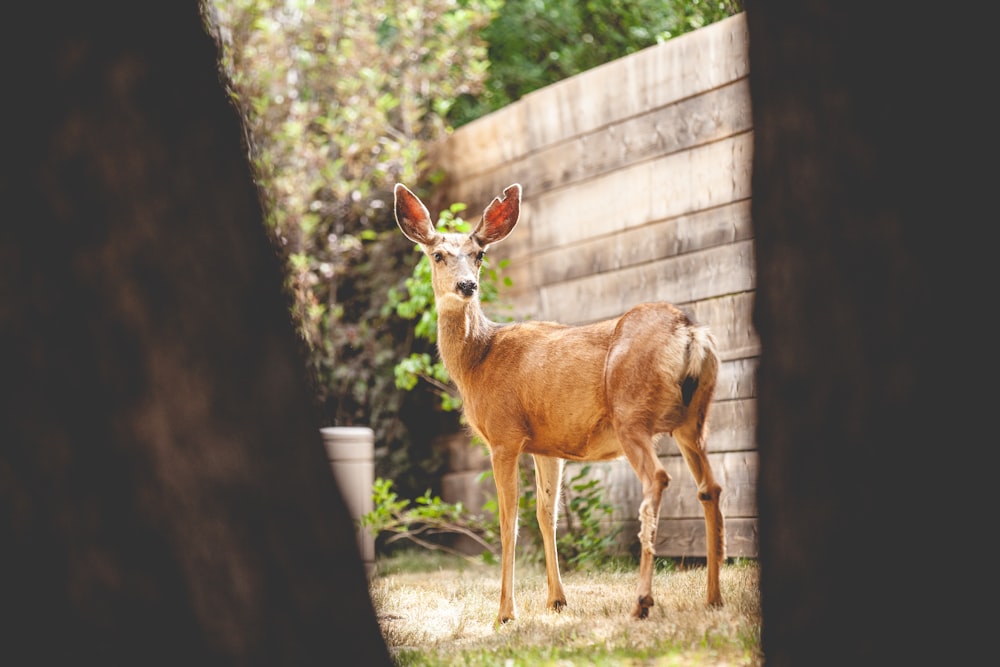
[457,280,477,297]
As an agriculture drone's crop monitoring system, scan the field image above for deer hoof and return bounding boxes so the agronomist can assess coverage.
[494,613,515,629]
[549,598,567,612]
[631,595,654,620]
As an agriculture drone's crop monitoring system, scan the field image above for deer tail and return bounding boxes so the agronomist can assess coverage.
[680,325,718,406]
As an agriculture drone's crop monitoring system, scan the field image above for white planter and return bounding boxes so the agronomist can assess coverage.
[320,426,375,577]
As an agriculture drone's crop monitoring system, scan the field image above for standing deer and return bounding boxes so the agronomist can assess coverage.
[393,183,725,625]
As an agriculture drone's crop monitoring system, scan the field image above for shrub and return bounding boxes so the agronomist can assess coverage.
[208,0,496,495]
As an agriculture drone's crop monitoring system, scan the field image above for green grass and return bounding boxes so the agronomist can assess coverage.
[370,552,762,666]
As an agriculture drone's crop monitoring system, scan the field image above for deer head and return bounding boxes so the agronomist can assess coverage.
[393,183,520,305]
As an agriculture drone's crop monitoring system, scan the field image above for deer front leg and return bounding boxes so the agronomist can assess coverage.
[491,448,520,626]
[532,454,567,612]
[620,435,670,620]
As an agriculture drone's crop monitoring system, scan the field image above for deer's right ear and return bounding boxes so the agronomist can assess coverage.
[394,184,437,245]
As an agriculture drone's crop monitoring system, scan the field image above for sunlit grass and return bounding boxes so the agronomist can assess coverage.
[370,553,762,666]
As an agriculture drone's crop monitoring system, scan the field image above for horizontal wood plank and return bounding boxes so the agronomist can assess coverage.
[702,398,757,454]
[532,240,755,324]
[685,292,760,362]
[588,517,757,558]
[442,77,752,212]
[474,129,752,263]
[522,133,753,253]
[653,516,758,558]
[496,199,753,292]
[715,357,757,402]
[564,450,757,522]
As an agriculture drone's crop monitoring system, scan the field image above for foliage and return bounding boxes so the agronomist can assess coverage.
[558,464,623,568]
[386,203,511,412]
[206,0,740,497]
[207,0,497,495]
[366,463,621,570]
[361,477,499,562]
[480,461,621,570]
[448,0,743,126]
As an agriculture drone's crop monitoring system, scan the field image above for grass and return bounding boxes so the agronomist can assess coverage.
[370,552,762,666]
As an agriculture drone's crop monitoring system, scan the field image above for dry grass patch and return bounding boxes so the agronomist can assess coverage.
[370,554,761,666]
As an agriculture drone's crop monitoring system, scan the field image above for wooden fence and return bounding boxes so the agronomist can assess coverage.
[433,13,758,558]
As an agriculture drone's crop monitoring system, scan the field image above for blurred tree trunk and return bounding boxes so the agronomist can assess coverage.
[0,3,390,665]
[747,4,987,666]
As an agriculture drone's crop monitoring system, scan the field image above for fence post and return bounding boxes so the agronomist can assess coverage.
[321,426,375,577]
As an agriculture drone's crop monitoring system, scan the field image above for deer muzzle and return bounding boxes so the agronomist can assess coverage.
[457,279,477,298]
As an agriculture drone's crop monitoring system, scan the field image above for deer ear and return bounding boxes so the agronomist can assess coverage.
[394,184,437,245]
[474,183,520,246]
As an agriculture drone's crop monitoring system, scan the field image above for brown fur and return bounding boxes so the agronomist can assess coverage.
[394,183,725,625]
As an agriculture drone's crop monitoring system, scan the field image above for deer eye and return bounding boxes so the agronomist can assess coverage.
[432,252,444,263]
[475,251,485,263]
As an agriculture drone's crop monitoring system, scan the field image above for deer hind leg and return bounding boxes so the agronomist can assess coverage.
[491,447,520,626]
[532,454,567,611]
[618,430,670,620]
[674,422,725,607]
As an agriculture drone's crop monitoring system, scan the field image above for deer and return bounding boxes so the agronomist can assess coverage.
[393,182,725,626]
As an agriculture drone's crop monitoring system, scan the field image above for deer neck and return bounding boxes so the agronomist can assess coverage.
[435,296,495,387]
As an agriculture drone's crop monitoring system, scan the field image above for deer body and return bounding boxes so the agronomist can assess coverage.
[395,183,725,625]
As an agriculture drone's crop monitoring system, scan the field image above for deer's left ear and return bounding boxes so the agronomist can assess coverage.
[394,184,437,245]
[474,183,520,246]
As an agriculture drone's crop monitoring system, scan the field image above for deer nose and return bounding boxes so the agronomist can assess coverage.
[457,280,477,297]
